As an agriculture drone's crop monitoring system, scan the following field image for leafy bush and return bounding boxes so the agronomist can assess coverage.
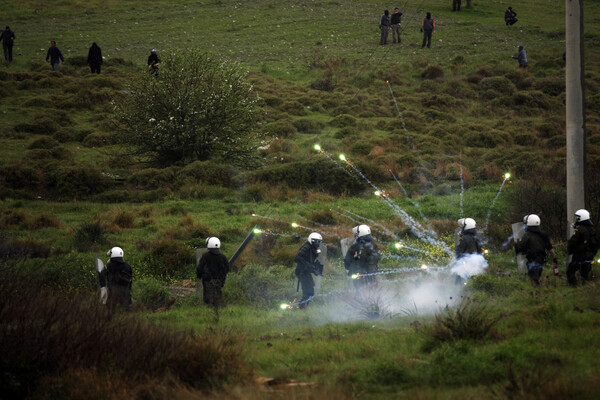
[293,118,322,134]
[279,100,308,115]
[148,237,195,279]
[82,131,116,147]
[27,135,60,150]
[480,76,516,95]
[13,119,59,134]
[74,221,107,249]
[421,64,444,79]
[328,113,357,128]
[264,119,297,138]
[132,278,172,310]
[179,161,236,187]
[45,164,110,199]
[115,50,264,167]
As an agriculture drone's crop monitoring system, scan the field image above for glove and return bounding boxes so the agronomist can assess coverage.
[100,287,108,304]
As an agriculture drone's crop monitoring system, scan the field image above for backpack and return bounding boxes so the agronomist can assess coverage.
[359,241,380,265]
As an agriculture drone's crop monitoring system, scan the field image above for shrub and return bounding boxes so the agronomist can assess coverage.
[132,278,172,310]
[127,167,180,190]
[310,75,335,91]
[148,237,195,279]
[293,118,322,134]
[421,64,444,79]
[30,213,61,229]
[179,161,236,187]
[82,131,116,147]
[27,135,60,150]
[423,299,502,350]
[74,221,107,249]
[480,76,516,95]
[0,237,52,258]
[264,119,297,138]
[279,100,308,115]
[13,119,59,134]
[328,113,357,128]
[223,264,294,308]
[335,126,360,139]
[46,164,110,198]
[0,163,43,190]
[21,95,53,107]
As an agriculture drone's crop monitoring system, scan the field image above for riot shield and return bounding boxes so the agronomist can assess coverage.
[95,255,107,304]
[454,228,462,251]
[196,248,209,297]
[512,222,527,274]
[340,237,355,258]
[96,255,105,273]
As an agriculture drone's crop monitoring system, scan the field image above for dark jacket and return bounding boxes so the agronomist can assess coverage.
[197,249,230,286]
[422,17,434,32]
[380,14,390,27]
[344,235,379,273]
[294,241,322,276]
[515,47,527,65]
[87,43,103,66]
[456,229,482,258]
[567,221,598,262]
[391,12,402,25]
[505,9,517,22]
[46,46,64,64]
[1,28,15,45]
[515,226,553,265]
[104,257,132,306]
[148,53,160,66]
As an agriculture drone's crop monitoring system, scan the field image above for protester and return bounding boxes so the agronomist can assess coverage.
[390,8,403,44]
[147,48,160,75]
[1,26,15,62]
[379,10,391,45]
[87,42,103,74]
[421,12,435,49]
[45,41,64,71]
[511,45,527,68]
[505,6,518,26]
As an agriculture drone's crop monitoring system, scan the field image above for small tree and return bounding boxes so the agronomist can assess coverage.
[115,50,263,167]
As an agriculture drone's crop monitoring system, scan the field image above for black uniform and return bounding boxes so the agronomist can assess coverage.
[379,12,390,45]
[148,52,160,75]
[99,257,133,308]
[455,228,482,258]
[87,43,103,74]
[344,235,380,288]
[514,226,553,285]
[196,249,230,306]
[453,0,462,11]
[1,27,15,62]
[505,8,518,25]
[294,241,323,308]
[567,221,599,286]
[390,11,402,43]
[421,16,435,48]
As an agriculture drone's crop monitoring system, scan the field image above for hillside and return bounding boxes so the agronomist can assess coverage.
[1,0,600,399]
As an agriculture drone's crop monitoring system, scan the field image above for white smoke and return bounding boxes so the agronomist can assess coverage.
[449,254,488,280]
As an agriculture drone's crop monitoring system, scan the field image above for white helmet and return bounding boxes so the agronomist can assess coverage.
[307,232,323,245]
[460,218,476,230]
[356,224,371,237]
[524,214,541,227]
[457,218,465,227]
[151,48,157,53]
[206,237,221,249]
[352,226,359,237]
[575,209,591,222]
[107,246,124,258]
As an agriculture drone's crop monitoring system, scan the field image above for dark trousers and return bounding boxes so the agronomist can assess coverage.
[90,64,101,74]
[567,261,593,286]
[391,25,401,43]
[3,44,12,62]
[380,26,389,45]
[297,273,314,308]
[527,262,543,285]
[453,0,461,11]
[203,279,223,306]
[422,30,432,48]
[108,285,131,308]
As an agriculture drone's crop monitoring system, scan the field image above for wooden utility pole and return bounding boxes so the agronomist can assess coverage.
[565,0,586,237]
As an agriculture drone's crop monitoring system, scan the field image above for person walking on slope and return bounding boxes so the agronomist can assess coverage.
[87,42,103,74]
[421,12,435,49]
[1,26,15,62]
[344,225,380,288]
[390,8,403,44]
[567,209,600,286]
[197,237,230,307]
[455,218,483,259]
[294,233,324,309]
[514,214,558,286]
[511,45,527,68]
[99,247,133,308]
[46,40,64,71]
[147,48,160,75]
[379,10,391,45]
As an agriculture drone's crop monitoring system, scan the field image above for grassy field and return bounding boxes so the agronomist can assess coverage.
[2,0,600,398]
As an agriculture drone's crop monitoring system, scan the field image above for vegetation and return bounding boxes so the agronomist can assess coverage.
[1,0,600,398]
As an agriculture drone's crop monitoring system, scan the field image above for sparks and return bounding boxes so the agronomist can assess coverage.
[280,303,289,310]
[314,144,321,151]
[504,172,511,180]
[420,264,428,270]
[374,191,381,197]
[253,228,262,234]
[339,154,346,161]
[351,274,359,279]
[395,242,403,249]
[484,249,489,255]
[291,222,299,228]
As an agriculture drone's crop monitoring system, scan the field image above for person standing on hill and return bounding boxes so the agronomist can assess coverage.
[514,214,558,286]
[511,45,527,68]
[567,209,599,286]
[197,237,230,307]
[379,10,391,45]
[453,0,462,12]
[421,12,435,49]
[344,225,380,288]
[147,48,160,75]
[100,247,133,308]
[45,40,64,71]
[294,233,324,309]
[87,42,103,74]
[505,6,518,26]
[455,218,482,259]
[1,26,15,62]
[390,8,403,44]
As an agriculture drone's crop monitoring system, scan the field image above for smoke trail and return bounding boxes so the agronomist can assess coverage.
[484,177,508,231]
[449,254,488,280]
[253,214,329,236]
[389,169,432,231]
[338,208,398,239]
[459,158,464,218]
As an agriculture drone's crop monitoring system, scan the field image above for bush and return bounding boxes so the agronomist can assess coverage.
[223,264,294,308]
[328,113,357,128]
[264,119,297,138]
[115,50,264,167]
[27,135,59,150]
[132,278,172,310]
[279,100,308,115]
[127,167,180,190]
[480,76,516,95]
[335,126,360,139]
[293,118,322,134]
[421,64,444,79]
[148,237,195,279]
[14,119,59,134]
[74,221,107,249]
[179,161,236,187]
[46,164,110,199]
[82,131,116,147]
